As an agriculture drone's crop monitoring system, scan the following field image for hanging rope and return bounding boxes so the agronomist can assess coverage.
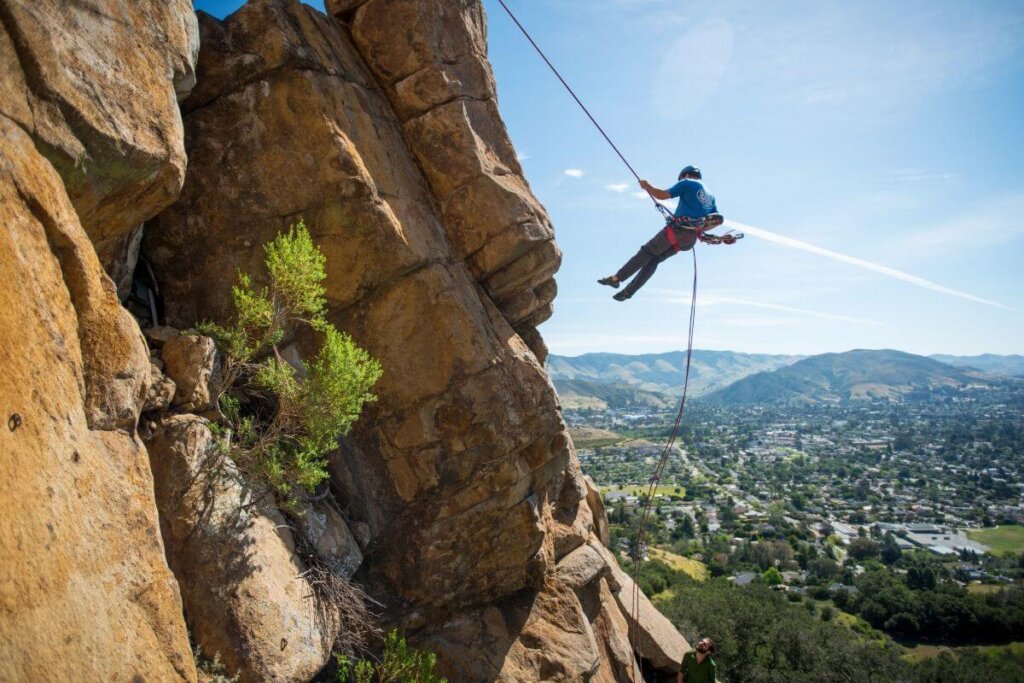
[629,248,697,674]
[493,2,703,678]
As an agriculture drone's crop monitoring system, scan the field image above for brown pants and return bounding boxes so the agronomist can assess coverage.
[614,225,697,297]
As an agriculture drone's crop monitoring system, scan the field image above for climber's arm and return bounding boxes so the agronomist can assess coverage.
[639,179,672,201]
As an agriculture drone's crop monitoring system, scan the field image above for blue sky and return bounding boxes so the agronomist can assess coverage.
[196,0,1024,356]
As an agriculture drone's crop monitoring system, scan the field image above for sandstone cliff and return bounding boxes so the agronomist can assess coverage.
[0,1,687,681]
[0,1,199,680]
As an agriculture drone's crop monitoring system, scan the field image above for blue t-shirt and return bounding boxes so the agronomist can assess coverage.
[669,179,717,219]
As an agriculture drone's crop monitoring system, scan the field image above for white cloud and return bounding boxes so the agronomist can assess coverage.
[517,152,531,161]
[606,182,630,192]
[564,168,585,178]
[893,170,956,183]
[714,316,804,328]
[652,18,735,120]
[726,219,1017,311]
[632,191,649,200]
[801,86,850,106]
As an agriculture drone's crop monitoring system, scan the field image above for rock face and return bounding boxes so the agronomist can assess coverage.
[1,0,688,679]
[162,332,219,412]
[338,0,559,361]
[0,0,199,277]
[0,1,200,679]
[145,1,686,680]
[0,119,195,682]
[146,0,568,617]
[147,416,338,683]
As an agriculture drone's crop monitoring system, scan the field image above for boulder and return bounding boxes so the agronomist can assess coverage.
[145,325,183,348]
[161,333,219,412]
[147,415,339,683]
[144,362,178,413]
[584,474,611,546]
[556,542,612,590]
[0,0,200,271]
[420,580,602,682]
[610,563,690,671]
[0,117,195,683]
[142,2,681,680]
[291,497,364,580]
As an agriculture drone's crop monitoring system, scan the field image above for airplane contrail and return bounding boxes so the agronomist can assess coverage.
[725,220,1016,311]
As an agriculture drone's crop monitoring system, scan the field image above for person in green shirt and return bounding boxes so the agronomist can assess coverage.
[677,637,717,683]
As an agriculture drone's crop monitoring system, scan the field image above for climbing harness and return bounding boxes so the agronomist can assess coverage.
[657,204,744,248]
[494,1,740,675]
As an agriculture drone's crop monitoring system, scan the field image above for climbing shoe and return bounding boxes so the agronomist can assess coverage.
[598,276,620,289]
[613,290,632,302]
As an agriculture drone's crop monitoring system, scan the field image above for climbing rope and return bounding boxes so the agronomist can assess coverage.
[628,247,697,668]
[494,2,704,676]
[495,0,642,181]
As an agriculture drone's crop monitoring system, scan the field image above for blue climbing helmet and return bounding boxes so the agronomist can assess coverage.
[678,165,702,180]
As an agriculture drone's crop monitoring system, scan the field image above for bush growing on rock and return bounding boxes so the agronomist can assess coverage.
[199,221,382,510]
[336,630,447,683]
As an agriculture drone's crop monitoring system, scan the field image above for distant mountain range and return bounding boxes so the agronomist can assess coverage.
[929,354,1024,378]
[547,350,805,398]
[702,349,994,405]
[548,349,1019,409]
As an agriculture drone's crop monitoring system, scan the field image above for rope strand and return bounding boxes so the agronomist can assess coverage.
[628,248,698,677]
[494,0,644,184]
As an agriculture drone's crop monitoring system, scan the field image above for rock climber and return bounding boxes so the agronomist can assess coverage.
[677,637,717,683]
[598,166,719,301]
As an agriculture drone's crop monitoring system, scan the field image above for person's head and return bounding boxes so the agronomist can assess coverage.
[678,165,702,180]
[695,637,716,655]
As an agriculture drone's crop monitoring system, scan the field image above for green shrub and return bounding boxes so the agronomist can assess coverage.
[199,221,382,510]
[336,630,447,683]
[192,644,240,683]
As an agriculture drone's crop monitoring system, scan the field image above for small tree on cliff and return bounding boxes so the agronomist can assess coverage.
[199,220,382,510]
[336,630,447,683]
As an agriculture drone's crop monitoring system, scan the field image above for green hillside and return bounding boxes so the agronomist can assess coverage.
[547,349,804,397]
[553,378,677,410]
[702,349,992,405]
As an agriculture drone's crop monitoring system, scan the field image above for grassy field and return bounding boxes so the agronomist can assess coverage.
[903,641,1024,662]
[601,484,685,498]
[967,583,1007,596]
[569,426,622,448]
[822,606,888,646]
[648,548,709,581]
[965,525,1024,555]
